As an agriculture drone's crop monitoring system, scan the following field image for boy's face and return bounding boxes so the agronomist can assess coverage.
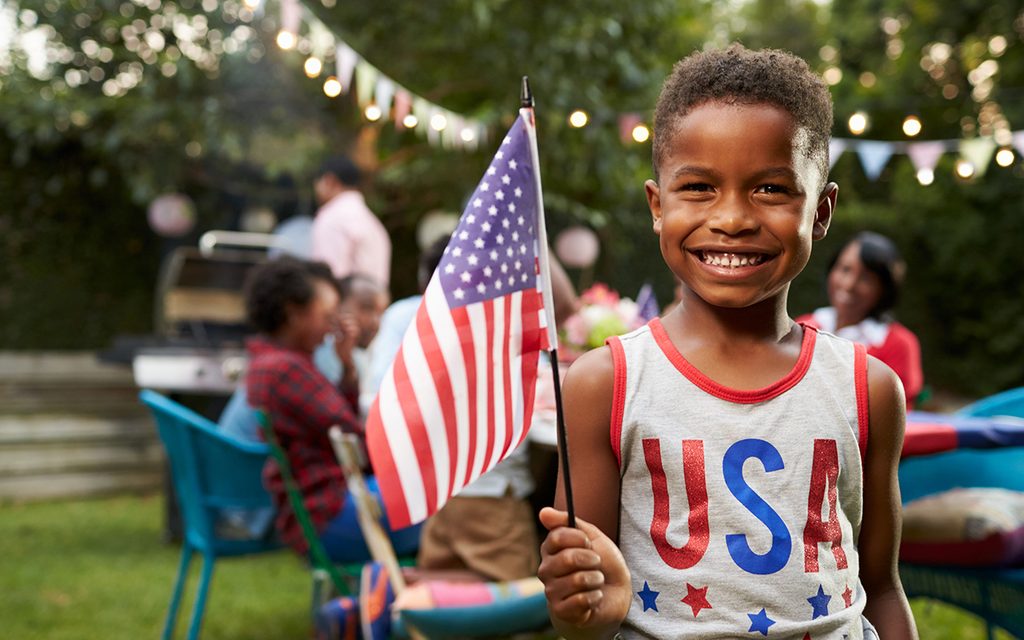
[339,286,387,348]
[645,101,836,311]
[286,279,341,353]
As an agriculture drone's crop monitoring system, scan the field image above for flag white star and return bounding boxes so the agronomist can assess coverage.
[501,174,511,184]
[474,238,485,249]
[459,230,469,240]
[466,214,476,224]
[454,288,465,300]
[508,276,515,286]
[488,205,498,216]
[467,254,478,266]
[495,190,505,201]
[509,203,517,213]
[501,263,508,273]
[476,282,486,294]
[521,273,529,282]
[460,271,472,283]
[514,260,522,270]
[512,231,519,241]
[502,136,511,145]
[489,250,498,261]
[517,215,524,225]
[506,247,514,257]
[483,266,493,277]
[495,280,503,290]
[508,159,518,170]
[444,263,456,274]
[481,222,491,232]
[452,247,462,257]
[480,182,490,191]
[519,244,527,254]
[514,187,522,198]
[487,166,496,176]
[473,198,482,208]
[496,234,504,244]
[502,218,511,229]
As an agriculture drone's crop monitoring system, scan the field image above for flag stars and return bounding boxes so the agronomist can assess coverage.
[514,260,522,270]
[495,280,503,291]
[506,247,514,257]
[520,244,527,254]
[460,271,472,283]
[495,190,505,201]
[517,215,524,225]
[496,234,505,244]
[474,238,485,249]
[501,174,511,185]
[509,203,517,213]
[520,273,529,282]
[489,250,498,261]
[507,276,515,286]
[466,214,476,224]
[444,264,456,274]
[452,247,462,257]
[512,231,519,241]
[483,266,493,277]
[453,288,465,300]
[508,159,518,170]
[502,136,510,145]
[502,218,511,229]
[476,282,486,294]
[514,187,522,198]
[480,182,490,191]
[459,230,469,241]
[467,254,478,266]
[481,222,492,233]
[473,198,483,208]
[487,166,497,175]
[501,263,508,274]
[488,205,498,216]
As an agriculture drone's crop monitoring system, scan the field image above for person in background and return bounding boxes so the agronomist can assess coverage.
[311,155,391,289]
[243,258,419,563]
[798,231,924,409]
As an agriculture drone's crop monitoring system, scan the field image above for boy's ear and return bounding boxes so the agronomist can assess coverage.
[645,179,663,234]
[813,181,838,240]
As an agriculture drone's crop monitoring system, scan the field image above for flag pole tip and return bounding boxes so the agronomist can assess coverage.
[520,76,534,108]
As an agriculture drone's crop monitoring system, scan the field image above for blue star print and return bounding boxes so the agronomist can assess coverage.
[807,585,831,619]
[747,608,775,635]
[636,581,659,612]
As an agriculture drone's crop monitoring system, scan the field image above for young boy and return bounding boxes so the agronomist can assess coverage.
[537,45,917,639]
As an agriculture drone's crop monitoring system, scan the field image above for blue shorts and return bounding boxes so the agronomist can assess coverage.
[317,476,422,563]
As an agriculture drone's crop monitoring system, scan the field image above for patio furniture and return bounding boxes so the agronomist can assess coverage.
[898,387,1024,640]
[140,390,282,640]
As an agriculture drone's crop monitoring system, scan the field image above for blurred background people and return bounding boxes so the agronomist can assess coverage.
[798,231,924,409]
[311,155,391,289]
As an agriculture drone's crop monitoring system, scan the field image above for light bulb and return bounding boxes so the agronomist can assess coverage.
[568,110,589,128]
[631,124,650,143]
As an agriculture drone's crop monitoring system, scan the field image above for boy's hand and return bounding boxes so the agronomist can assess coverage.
[331,313,359,368]
[538,507,631,638]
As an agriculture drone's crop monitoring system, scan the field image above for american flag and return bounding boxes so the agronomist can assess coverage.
[366,111,555,529]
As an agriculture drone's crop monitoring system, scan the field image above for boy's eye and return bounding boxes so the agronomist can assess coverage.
[679,182,713,192]
[755,184,791,195]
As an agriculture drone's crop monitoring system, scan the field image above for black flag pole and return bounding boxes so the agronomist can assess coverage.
[521,76,576,529]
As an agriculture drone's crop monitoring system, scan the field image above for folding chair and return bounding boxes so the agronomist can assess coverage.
[140,390,283,640]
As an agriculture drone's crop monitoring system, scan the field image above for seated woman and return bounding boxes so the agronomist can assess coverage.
[243,258,419,563]
[798,231,924,409]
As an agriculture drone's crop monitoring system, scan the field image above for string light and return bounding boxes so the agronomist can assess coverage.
[568,110,589,128]
[364,104,382,121]
[902,115,922,137]
[276,31,296,50]
[916,168,934,185]
[631,124,650,143]
[322,76,341,97]
[402,114,419,129]
[303,57,322,78]
[460,127,476,143]
[955,159,975,179]
[430,113,448,131]
[995,147,1015,167]
[848,112,868,135]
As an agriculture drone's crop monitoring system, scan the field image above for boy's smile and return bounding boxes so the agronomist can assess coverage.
[646,101,836,311]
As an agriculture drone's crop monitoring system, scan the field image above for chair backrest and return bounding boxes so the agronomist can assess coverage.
[255,410,350,593]
[140,390,274,551]
[899,388,1024,504]
[956,386,1024,419]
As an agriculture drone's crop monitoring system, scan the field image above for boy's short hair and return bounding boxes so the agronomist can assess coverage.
[317,154,362,188]
[652,43,833,182]
[244,258,339,334]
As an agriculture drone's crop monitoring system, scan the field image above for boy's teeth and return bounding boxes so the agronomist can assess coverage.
[702,252,764,267]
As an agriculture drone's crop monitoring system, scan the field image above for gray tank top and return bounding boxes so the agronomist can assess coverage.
[608,320,869,639]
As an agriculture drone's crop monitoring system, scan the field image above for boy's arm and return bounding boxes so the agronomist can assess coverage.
[538,346,631,640]
[859,356,919,639]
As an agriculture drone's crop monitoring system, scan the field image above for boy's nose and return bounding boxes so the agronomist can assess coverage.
[707,201,759,236]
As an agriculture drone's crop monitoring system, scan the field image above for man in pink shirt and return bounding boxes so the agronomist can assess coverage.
[311,155,391,289]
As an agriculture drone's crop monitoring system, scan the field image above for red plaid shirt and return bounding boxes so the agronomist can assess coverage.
[245,337,363,554]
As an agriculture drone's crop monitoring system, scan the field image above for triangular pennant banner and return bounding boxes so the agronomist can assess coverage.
[335,43,358,89]
[829,138,847,170]
[906,140,946,173]
[354,61,378,107]
[393,89,412,130]
[855,140,894,181]
[959,137,996,178]
[280,0,301,34]
[374,77,396,119]
[1013,131,1024,157]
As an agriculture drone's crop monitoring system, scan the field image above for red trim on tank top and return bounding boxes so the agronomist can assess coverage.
[606,336,627,468]
[648,318,818,404]
[854,342,870,460]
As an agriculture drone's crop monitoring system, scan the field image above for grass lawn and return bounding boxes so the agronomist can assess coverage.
[0,494,1016,639]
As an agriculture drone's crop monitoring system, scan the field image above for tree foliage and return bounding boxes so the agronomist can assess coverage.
[1,0,1023,396]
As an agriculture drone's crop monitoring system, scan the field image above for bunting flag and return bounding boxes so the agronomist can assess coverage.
[855,140,895,181]
[828,138,847,170]
[959,138,997,178]
[365,109,556,529]
[1014,131,1024,157]
[906,140,947,174]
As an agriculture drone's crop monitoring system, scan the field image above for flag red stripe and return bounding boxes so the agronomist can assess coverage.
[501,294,515,458]
[414,301,459,492]
[391,354,439,515]
[483,300,496,481]
[365,398,411,528]
[450,306,477,490]
[517,290,542,449]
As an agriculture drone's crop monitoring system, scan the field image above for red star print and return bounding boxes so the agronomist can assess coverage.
[842,585,853,608]
[681,583,712,618]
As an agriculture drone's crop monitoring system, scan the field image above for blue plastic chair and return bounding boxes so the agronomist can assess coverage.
[898,387,1024,640]
[140,390,282,640]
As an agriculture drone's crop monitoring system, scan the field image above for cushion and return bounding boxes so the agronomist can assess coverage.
[900,487,1024,567]
[394,577,549,638]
